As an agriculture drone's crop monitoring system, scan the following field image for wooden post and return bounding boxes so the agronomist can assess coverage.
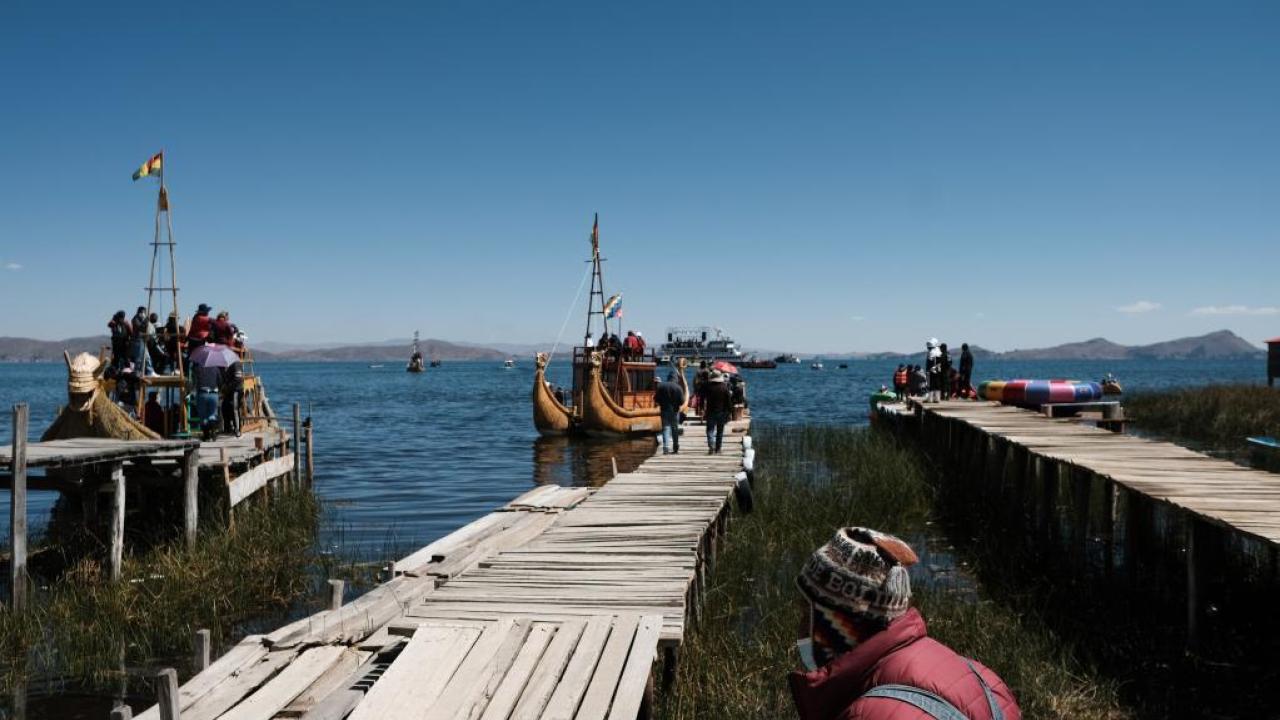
[182,448,199,547]
[1186,518,1200,651]
[292,403,302,486]
[109,461,126,583]
[194,628,211,671]
[220,446,234,529]
[155,668,180,720]
[611,456,618,478]
[305,422,315,486]
[10,404,28,610]
[328,578,345,611]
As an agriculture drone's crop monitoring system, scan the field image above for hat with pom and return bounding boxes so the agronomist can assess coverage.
[797,526,918,624]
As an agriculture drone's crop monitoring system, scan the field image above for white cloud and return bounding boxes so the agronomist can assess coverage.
[1116,300,1161,314]
[3,262,21,271]
[1190,305,1280,316]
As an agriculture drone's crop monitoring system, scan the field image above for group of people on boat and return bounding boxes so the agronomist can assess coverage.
[591,330,648,362]
[107,302,247,439]
[891,340,976,402]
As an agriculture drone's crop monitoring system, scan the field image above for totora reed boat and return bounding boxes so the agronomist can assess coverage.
[532,214,687,436]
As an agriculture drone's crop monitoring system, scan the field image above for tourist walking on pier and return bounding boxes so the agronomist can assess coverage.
[703,370,732,453]
[655,371,684,454]
[790,526,1021,720]
[926,340,943,403]
[959,343,974,395]
[939,343,953,400]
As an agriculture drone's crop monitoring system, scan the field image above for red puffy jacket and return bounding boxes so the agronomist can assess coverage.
[790,609,1021,720]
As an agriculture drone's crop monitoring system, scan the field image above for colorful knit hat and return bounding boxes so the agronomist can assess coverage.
[797,527,919,663]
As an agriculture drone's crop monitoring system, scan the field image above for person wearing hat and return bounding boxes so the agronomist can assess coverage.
[187,303,213,353]
[791,527,1021,719]
[703,369,733,453]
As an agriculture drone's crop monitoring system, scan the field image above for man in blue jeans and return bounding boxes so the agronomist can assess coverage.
[654,371,685,454]
[703,370,733,453]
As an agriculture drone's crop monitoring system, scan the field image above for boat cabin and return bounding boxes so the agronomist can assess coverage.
[570,345,659,411]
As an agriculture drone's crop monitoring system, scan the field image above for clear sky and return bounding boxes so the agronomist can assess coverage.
[1,2,1277,353]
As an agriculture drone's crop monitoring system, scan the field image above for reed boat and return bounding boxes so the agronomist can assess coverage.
[532,213,687,436]
[580,351,688,436]
[44,154,279,441]
[533,352,575,435]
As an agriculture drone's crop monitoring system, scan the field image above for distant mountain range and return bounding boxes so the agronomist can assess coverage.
[0,329,1264,364]
[815,330,1264,362]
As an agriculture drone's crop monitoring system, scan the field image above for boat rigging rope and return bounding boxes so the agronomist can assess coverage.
[547,262,593,364]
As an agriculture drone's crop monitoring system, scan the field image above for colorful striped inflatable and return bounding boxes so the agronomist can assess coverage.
[977,379,1104,406]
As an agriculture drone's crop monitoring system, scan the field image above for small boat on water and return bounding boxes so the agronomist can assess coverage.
[810,361,824,370]
[775,353,801,364]
[1101,374,1123,395]
[838,363,849,369]
[368,364,384,369]
[532,214,687,436]
[658,327,744,363]
[740,355,777,369]
[430,358,442,368]
[407,331,425,373]
[504,358,516,369]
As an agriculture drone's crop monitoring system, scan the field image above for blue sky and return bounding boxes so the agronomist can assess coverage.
[1,2,1277,353]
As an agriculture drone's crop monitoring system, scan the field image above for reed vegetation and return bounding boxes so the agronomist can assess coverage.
[655,425,1129,720]
[0,486,321,695]
[1126,384,1280,449]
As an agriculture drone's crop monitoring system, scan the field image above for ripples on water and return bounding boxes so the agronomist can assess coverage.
[0,357,1263,555]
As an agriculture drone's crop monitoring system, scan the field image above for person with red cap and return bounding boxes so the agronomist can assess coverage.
[791,527,1021,720]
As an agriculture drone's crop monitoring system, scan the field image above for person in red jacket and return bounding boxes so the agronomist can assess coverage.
[790,527,1021,720]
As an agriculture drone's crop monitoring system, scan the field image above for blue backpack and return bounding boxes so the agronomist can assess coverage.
[861,660,1005,720]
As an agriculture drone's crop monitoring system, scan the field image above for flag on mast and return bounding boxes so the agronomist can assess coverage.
[132,152,163,181]
[603,293,623,319]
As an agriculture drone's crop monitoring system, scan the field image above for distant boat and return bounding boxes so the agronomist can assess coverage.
[838,363,849,369]
[504,358,516,369]
[368,364,384,369]
[658,326,744,363]
[429,358,442,368]
[774,354,801,364]
[740,355,777,369]
[811,361,824,370]
[407,331,425,373]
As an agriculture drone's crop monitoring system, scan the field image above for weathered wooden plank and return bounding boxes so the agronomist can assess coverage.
[574,615,640,720]
[227,454,295,507]
[540,616,613,720]
[606,614,662,720]
[509,620,586,720]
[477,623,556,720]
[346,625,480,720]
[217,645,348,720]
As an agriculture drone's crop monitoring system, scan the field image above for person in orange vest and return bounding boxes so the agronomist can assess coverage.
[892,364,908,401]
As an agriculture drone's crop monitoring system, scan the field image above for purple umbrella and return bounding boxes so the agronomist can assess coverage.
[190,343,240,368]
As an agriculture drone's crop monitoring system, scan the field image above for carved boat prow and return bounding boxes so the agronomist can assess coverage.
[532,352,575,435]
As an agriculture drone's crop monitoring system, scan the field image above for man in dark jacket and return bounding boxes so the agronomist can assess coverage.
[791,527,1021,720]
[131,306,150,373]
[109,310,131,369]
[959,343,975,396]
[654,371,685,454]
[703,370,733,454]
[222,359,245,437]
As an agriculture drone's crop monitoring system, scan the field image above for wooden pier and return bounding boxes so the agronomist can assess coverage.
[877,399,1280,648]
[132,418,752,720]
[4,402,312,609]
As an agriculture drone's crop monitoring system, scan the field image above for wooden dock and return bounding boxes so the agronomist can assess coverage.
[4,402,311,609]
[877,399,1280,647]
[133,418,752,720]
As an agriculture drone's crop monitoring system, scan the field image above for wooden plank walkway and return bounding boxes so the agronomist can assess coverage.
[901,400,1280,545]
[133,417,751,720]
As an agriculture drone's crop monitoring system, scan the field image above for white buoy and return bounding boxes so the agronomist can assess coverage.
[743,436,753,450]
[743,448,756,472]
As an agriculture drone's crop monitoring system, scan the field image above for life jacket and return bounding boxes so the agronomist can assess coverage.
[189,314,212,341]
[894,369,908,387]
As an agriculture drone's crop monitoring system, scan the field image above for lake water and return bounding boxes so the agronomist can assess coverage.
[0,356,1266,557]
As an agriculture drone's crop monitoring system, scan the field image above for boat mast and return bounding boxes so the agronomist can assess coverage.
[142,153,188,433]
[583,213,608,347]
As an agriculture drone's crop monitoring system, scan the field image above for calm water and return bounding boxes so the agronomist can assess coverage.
[0,357,1265,556]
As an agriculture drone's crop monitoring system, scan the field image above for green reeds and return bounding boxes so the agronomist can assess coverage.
[1126,384,1280,449]
[656,425,1128,720]
[0,487,320,695]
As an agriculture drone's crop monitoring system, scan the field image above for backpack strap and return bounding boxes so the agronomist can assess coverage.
[861,660,1005,720]
[861,684,970,720]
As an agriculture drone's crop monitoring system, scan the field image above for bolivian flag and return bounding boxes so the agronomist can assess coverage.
[132,152,163,181]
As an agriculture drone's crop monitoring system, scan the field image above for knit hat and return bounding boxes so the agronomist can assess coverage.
[797,527,918,663]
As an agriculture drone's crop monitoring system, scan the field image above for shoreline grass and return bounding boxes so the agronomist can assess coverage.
[655,425,1129,720]
[1126,384,1280,450]
[0,487,321,697]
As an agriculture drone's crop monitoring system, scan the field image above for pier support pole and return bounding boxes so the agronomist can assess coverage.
[109,462,126,583]
[305,421,314,486]
[10,404,28,611]
[194,628,211,671]
[183,448,199,547]
[1186,519,1200,651]
[328,579,345,611]
[292,403,302,487]
[155,668,180,720]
